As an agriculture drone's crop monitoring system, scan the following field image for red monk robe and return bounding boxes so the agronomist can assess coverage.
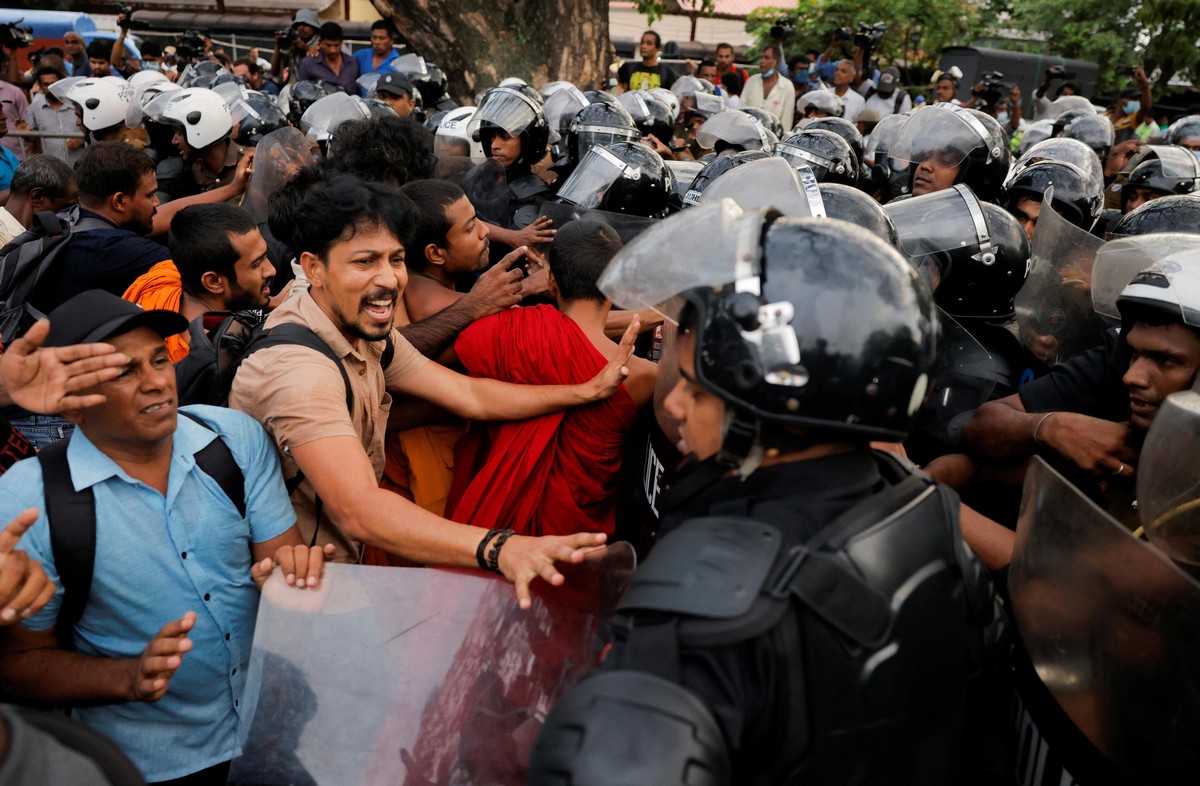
[447,304,640,537]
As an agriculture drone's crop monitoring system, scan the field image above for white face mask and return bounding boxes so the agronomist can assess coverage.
[996,111,1009,124]
[143,61,161,71]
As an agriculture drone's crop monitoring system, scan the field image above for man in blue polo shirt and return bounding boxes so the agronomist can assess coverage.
[0,290,330,785]
[353,20,402,79]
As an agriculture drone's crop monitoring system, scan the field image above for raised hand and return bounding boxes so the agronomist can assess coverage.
[0,320,127,413]
[586,315,639,400]
[0,509,55,624]
[129,611,195,702]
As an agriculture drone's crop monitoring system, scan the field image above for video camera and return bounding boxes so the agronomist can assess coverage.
[0,20,34,50]
[974,70,1009,111]
[1046,64,1077,80]
[116,4,152,32]
[769,17,796,42]
[175,29,206,63]
[855,22,887,50]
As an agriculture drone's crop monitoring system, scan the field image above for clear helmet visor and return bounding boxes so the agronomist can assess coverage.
[300,92,370,138]
[1045,94,1096,120]
[467,88,541,138]
[889,105,987,169]
[863,112,908,164]
[1014,188,1105,364]
[698,156,824,218]
[883,184,990,259]
[695,111,771,152]
[555,145,630,209]
[1139,384,1200,566]
[393,53,428,77]
[1015,137,1105,188]
[357,73,381,96]
[598,199,767,312]
[126,80,182,127]
[1124,144,1200,180]
[1091,233,1200,322]
[49,76,86,104]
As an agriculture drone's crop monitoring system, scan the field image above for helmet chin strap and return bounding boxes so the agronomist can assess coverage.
[716,409,765,478]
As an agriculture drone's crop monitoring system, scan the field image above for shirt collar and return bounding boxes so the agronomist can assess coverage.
[64,411,218,491]
[295,291,363,361]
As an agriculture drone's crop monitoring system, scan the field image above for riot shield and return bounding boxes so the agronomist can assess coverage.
[1010,458,1200,784]
[698,156,824,217]
[242,127,312,225]
[1090,233,1200,323]
[1014,189,1106,365]
[539,201,657,245]
[461,158,510,227]
[910,310,997,451]
[1139,385,1200,568]
[228,547,635,786]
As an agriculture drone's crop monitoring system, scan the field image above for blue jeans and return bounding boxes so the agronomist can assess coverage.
[9,413,74,450]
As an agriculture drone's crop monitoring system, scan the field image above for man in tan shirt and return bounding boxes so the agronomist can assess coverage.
[230,177,639,607]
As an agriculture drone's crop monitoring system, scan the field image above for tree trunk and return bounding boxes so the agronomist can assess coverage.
[370,0,611,104]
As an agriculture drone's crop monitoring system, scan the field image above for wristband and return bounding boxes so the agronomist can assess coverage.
[475,529,504,571]
[486,529,516,574]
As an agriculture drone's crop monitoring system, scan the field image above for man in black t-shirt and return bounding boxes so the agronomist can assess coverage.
[617,30,677,91]
[963,262,1200,485]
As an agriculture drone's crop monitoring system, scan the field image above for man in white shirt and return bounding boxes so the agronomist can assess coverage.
[831,60,865,122]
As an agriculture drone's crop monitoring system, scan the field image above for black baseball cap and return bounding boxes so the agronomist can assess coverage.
[373,72,414,98]
[43,290,189,348]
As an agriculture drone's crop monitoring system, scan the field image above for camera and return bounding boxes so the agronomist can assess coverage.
[116,4,151,32]
[854,22,887,51]
[0,20,34,50]
[974,71,1009,111]
[834,27,854,42]
[275,28,295,46]
[175,29,207,63]
[769,17,796,42]
[1044,64,1077,80]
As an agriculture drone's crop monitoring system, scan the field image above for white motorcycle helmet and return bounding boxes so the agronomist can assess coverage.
[158,87,235,150]
[127,69,171,91]
[65,79,134,133]
[436,106,485,162]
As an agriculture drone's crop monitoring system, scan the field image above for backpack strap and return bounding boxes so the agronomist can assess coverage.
[40,413,246,649]
[381,334,395,370]
[178,410,247,519]
[244,323,354,411]
[39,439,93,651]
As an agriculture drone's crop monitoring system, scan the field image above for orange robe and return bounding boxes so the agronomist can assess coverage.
[122,260,189,361]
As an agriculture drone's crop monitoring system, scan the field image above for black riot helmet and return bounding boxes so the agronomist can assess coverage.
[890,103,1012,203]
[1058,113,1114,160]
[666,159,704,213]
[774,129,858,186]
[233,92,290,146]
[583,89,621,109]
[818,183,899,246]
[618,90,674,145]
[468,85,550,169]
[599,204,938,463]
[1050,109,1090,139]
[885,184,1031,320]
[286,80,341,126]
[1121,152,1200,212]
[1166,114,1200,149]
[556,142,674,218]
[739,106,783,138]
[566,102,640,168]
[801,116,864,173]
[544,86,590,166]
[413,63,447,106]
[1109,194,1200,238]
[682,150,770,207]
[1002,159,1103,231]
[862,113,910,203]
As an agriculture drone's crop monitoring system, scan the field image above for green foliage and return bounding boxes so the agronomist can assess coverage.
[1008,0,1200,93]
[743,0,987,69]
[634,0,717,25]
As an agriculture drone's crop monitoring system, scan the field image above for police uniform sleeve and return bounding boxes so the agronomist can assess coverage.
[1017,331,1129,420]
[0,459,61,633]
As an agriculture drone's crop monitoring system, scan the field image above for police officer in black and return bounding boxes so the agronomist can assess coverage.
[467,85,555,231]
[529,204,1000,785]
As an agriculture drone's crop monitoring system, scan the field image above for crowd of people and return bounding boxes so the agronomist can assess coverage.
[0,12,1194,786]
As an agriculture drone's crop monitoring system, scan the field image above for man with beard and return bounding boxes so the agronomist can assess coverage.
[230,177,638,608]
[962,257,1200,529]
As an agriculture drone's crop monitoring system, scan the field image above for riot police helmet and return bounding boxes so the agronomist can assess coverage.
[556,141,674,218]
[566,101,640,168]
[468,85,551,167]
[774,128,857,185]
[889,103,1011,202]
[1002,159,1103,231]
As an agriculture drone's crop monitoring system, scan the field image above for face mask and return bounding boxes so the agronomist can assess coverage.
[762,68,775,78]
[996,112,1009,124]
[144,61,160,71]
[1125,100,1140,115]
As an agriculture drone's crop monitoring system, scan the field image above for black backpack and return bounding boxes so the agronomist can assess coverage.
[39,409,246,650]
[0,211,110,345]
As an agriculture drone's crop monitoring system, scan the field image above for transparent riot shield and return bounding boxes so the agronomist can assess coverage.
[228,547,635,786]
[242,126,313,225]
[1139,384,1200,568]
[698,156,824,217]
[1090,233,1200,324]
[1010,458,1200,783]
[461,158,510,227]
[539,201,657,245]
[1014,189,1106,365]
[910,310,997,450]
